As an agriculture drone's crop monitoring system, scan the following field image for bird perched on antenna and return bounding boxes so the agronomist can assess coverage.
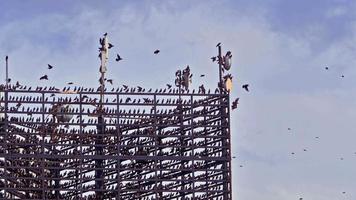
[232,98,239,110]
[154,49,160,54]
[216,42,221,47]
[242,84,249,92]
[48,64,54,69]
[40,75,48,80]
[115,54,122,62]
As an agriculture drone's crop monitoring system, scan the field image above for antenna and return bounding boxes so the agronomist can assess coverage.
[5,56,8,88]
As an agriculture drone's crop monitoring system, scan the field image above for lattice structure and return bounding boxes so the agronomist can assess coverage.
[0,84,232,200]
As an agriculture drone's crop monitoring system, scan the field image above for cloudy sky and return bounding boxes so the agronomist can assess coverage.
[1,0,356,199]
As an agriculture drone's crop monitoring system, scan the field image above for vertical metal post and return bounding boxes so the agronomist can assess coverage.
[5,56,8,88]
[218,46,223,93]
[218,44,231,199]
[96,34,108,199]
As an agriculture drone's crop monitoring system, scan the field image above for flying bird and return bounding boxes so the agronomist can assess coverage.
[67,82,74,85]
[200,74,205,77]
[115,54,122,62]
[325,66,328,70]
[154,49,160,54]
[106,79,113,85]
[48,64,54,69]
[341,75,344,78]
[288,128,291,131]
[108,43,114,49]
[242,84,249,92]
[211,56,217,62]
[232,98,239,110]
[166,84,172,89]
[40,75,48,80]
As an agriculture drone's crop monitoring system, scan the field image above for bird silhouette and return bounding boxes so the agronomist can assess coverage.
[48,64,54,69]
[242,84,249,92]
[154,49,160,54]
[232,98,239,110]
[216,42,221,47]
[325,66,328,70]
[115,54,122,62]
[200,74,205,77]
[167,84,172,89]
[211,56,217,62]
[40,75,48,80]
[108,43,114,49]
[341,75,344,78]
[106,79,113,85]
[67,82,74,85]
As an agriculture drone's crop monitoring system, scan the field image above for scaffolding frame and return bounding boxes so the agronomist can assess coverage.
[0,84,232,200]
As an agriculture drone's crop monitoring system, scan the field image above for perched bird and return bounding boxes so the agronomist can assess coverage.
[40,75,48,80]
[216,42,221,47]
[15,81,21,87]
[211,56,217,62]
[242,84,249,92]
[232,98,239,110]
[154,49,160,54]
[166,84,172,89]
[106,79,113,85]
[200,74,205,77]
[115,54,122,62]
[137,86,143,92]
[48,64,54,69]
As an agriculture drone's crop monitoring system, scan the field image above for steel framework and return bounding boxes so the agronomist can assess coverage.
[0,84,232,200]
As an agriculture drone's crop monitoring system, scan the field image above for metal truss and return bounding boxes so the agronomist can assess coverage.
[0,85,232,200]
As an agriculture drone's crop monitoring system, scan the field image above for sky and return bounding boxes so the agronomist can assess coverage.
[1,0,356,199]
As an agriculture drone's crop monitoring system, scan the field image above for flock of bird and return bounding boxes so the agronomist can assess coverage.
[0,36,245,200]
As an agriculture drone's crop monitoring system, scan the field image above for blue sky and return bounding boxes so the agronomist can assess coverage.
[1,0,356,199]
